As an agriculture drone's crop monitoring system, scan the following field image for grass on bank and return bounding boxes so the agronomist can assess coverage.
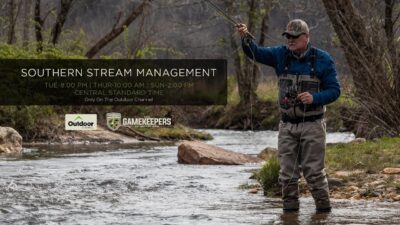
[134,124,213,141]
[254,137,400,196]
[326,137,400,173]
[253,155,281,197]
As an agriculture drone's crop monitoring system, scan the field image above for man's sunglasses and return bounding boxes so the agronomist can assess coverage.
[285,33,304,39]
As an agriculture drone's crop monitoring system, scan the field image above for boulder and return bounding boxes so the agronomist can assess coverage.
[248,188,260,194]
[257,147,277,160]
[382,168,400,174]
[177,141,263,165]
[328,177,345,189]
[0,127,23,154]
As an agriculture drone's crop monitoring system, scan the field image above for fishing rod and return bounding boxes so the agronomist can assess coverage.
[205,0,256,40]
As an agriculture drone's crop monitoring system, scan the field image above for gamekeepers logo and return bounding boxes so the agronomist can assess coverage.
[106,112,122,131]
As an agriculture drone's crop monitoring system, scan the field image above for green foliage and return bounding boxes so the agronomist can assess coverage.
[260,113,279,128]
[0,106,61,141]
[0,44,82,141]
[217,37,227,45]
[326,137,400,173]
[255,155,280,196]
[238,50,245,66]
[332,33,341,47]
[227,75,240,105]
[135,46,184,59]
[256,79,278,102]
[0,43,85,59]
[238,183,260,190]
[62,28,86,55]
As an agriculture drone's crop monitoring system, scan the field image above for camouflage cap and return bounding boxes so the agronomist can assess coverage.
[282,19,309,37]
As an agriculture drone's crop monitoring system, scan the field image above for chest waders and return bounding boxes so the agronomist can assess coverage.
[278,47,325,121]
[277,48,331,212]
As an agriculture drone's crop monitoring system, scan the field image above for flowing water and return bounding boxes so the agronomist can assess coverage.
[0,130,399,225]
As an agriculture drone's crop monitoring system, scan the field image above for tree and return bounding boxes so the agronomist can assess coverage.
[22,0,33,49]
[50,0,74,45]
[85,0,153,59]
[221,0,273,129]
[33,0,74,51]
[322,0,400,137]
[7,0,22,44]
[34,0,44,52]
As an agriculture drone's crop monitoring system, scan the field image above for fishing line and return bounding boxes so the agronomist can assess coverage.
[205,0,255,40]
[205,0,257,130]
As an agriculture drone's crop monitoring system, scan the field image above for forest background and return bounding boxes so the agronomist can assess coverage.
[0,0,398,141]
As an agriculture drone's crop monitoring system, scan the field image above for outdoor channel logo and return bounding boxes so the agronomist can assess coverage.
[106,112,172,131]
[65,114,97,130]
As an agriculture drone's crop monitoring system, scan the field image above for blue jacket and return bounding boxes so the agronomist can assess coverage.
[242,40,340,106]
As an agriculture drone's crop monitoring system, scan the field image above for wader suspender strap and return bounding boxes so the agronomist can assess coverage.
[310,47,317,78]
[283,51,291,77]
[284,47,317,77]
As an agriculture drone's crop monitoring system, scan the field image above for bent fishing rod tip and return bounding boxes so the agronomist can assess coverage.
[205,0,256,40]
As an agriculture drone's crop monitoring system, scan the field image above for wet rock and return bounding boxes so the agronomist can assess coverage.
[334,170,364,177]
[347,185,359,192]
[351,138,366,143]
[257,147,277,160]
[0,127,22,154]
[328,177,345,189]
[382,168,400,174]
[98,179,118,186]
[384,192,397,199]
[370,180,385,186]
[393,195,400,201]
[375,185,386,190]
[372,180,385,186]
[248,188,259,194]
[359,188,380,197]
[177,141,263,165]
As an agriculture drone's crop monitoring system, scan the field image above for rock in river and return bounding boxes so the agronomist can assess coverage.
[178,141,263,165]
[0,127,22,154]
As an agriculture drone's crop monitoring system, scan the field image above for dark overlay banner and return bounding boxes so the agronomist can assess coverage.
[0,59,227,105]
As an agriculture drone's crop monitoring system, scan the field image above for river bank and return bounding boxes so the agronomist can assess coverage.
[326,137,400,201]
[20,124,212,146]
[254,137,400,202]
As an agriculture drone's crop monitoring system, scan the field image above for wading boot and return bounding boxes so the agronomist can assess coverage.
[282,184,299,212]
[311,189,331,212]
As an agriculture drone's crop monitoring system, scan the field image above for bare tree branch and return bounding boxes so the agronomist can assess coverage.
[323,0,400,137]
[50,0,74,45]
[85,0,153,59]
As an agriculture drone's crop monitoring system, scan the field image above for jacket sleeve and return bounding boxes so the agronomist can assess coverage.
[241,38,277,68]
[312,55,341,106]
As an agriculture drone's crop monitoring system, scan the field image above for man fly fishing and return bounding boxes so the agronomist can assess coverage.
[238,20,341,212]
[204,0,340,213]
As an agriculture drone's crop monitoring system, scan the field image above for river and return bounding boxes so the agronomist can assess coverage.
[0,130,399,225]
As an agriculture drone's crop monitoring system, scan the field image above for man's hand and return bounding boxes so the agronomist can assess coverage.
[237,24,248,38]
[297,92,313,104]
